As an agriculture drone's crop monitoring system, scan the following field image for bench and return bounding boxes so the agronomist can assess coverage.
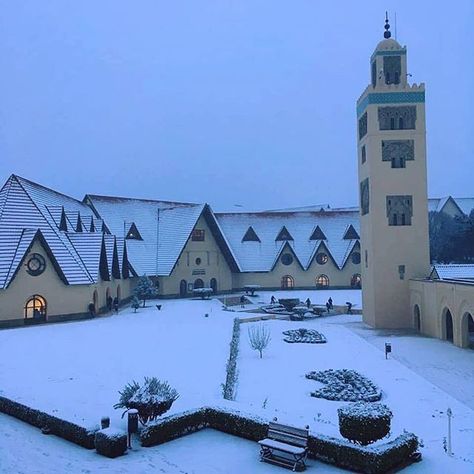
[258,421,309,471]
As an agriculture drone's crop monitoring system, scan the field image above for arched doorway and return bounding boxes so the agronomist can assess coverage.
[316,274,329,288]
[24,295,47,324]
[281,275,294,289]
[414,305,421,331]
[179,279,187,297]
[210,278,217,294]
[350,274,361,289]
[442,308,454,342]
[194,278,204,289]
[461,312,474,349]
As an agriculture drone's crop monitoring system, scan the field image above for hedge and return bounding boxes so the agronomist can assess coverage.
[222,318,241,400]
[95,428,128,458]
[0,395,98,449]
[141,405,419,473]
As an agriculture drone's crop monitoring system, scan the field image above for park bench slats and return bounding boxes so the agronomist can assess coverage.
[258,421,309,471]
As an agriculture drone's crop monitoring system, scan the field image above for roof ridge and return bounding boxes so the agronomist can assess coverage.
[0,175,15,222]
[85,193,198,207]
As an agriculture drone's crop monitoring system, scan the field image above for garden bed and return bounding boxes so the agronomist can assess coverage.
[282,328,327,343]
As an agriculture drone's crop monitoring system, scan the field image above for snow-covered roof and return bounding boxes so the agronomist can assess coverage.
[428,197,474,216]
[86,195,240,276]
[215,210,360,272]
[0,175,127,288]
[431,264,474,281]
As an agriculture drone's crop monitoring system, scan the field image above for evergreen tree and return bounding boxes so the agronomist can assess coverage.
[131,296,140,313]
[133,275,157,307]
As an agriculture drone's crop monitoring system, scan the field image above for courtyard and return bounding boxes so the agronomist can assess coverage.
[0,290,473,473]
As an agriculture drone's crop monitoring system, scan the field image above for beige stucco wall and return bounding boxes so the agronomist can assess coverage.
[0,240,133,323]
[232,244,361,290]
[358,79,430,328]
[410,278,474,348]
[157,215,233,296]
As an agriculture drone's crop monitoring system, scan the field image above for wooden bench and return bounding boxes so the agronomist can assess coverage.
[258,421,309,471]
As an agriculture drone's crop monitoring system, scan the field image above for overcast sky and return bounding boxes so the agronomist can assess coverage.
[1,1,473,211]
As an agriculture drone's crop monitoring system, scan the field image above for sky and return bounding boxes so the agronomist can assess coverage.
[0,1,473,212]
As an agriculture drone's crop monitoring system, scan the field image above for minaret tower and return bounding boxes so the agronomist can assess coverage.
[356,14,430,328]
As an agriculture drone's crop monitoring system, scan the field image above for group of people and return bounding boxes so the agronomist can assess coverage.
[88,296,120,317]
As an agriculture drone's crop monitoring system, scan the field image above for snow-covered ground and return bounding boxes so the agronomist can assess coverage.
[0,289,473,473]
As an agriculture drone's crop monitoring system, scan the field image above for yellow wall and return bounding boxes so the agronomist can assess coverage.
[0,240,132,323]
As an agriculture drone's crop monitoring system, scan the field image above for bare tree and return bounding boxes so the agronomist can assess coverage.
[248,324,271,359]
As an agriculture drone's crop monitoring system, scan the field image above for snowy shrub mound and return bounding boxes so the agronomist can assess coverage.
[114,377,179,425]
[305,369,381,402]
[283,328,327,344]
[338,402,393,446]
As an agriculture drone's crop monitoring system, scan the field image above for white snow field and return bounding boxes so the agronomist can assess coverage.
[0,289,473,473]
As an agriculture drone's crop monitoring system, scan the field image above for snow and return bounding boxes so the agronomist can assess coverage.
[0,289,473,473]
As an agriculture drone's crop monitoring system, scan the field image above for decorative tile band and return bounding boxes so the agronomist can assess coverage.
[357,91,425,117]
[371,49,407,60]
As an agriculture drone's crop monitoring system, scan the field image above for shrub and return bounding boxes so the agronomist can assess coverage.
[222,318,240,400]
[114,377,179,425]
[283,328,327,343]
[94,428,127,458]
[133,275,157,307]
[248,324,271,358]
[131,296,140,312]
[338,402,393,445]
[306,369,381,402]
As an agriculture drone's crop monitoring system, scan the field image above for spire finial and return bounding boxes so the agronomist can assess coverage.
[384,11,391,39]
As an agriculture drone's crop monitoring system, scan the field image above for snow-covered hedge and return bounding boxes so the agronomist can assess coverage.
[94,428,127,458]
[306,369,382,402]
[0,395,97,449]
[283,328,327,343]
[140,405,419,473]
[338,402,393,445]
[222,318,240,400]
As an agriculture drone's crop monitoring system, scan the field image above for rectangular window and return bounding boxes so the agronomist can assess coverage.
[398,265,405,280]
[191,229,205,241]
[361,145,366,164]
[378,106,417,130]
[358,112,368,140]
[365,250,368,268]
[386,195,413,226]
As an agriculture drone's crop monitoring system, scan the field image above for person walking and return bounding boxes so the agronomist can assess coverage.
[106,295,113,312]
[326,301,330,313]
[270,295,276,305]
[328,297,333,309]
[305,297,311,308]
[113,296,119,314]
[240,295,246,308]
[88,301,96,318]
[346,302,353,314]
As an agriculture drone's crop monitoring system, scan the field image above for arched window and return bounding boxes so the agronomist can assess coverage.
[414,305,421,331]
[461,312,474,349]
[316,275,329,288]
[442,308,454,342]
[281,275,294,289]
[194,278,204,289]
[399,117,404,129]
[24,295,47,323]
[210,278,218,294]
[351,274,361,289]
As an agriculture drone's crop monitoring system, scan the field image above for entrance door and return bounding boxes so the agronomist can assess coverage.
[210,278,217,294]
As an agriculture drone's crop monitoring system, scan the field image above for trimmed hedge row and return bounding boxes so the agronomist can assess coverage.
[0,395,98,449]
[222,318,241,400]
[140,406,419,473]
[95,428,128,458]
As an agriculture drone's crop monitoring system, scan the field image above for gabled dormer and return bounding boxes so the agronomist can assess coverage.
[343,224,360,240]
[112,237,121,279]
[75,213,84,232]
[99,235,110,281]
[310,225,326,241]
[242,226,261,242]
[275,226,293,241]
[59,207,68,232]
[90,218,96,233]
[126,222,143,240]
[122,241,130,279]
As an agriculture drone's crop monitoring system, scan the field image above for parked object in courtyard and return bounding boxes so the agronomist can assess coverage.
[114,377,179,425]
[193,287,213,299]
[258,420,309,471]
[283,328,327,344]
[278,298,300,311]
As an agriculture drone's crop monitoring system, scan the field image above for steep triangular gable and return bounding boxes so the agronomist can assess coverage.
[76,213,84,232]
[90,218,96,233]
[5,229,69,288]
[99,235,110,281]
[112,237,121,279]
[242,226,261,242]
[275,226,293,241]
[271,241,304,271]
[310,225,326,241]
[430,266,440,280]
[122,240,130,279]
[306,240,338,270]
[59,207,68,231]
[126,222,143,240]
[340,240,360,269]
[343,224,360,240]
